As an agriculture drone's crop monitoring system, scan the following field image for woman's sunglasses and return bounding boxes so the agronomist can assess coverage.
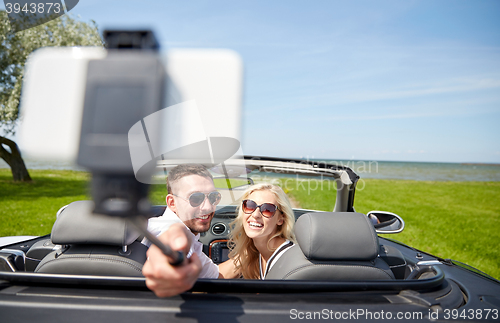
[173,191,221,207]
[242,199,279,218]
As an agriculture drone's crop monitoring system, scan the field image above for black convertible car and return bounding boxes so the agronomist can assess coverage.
[0,156,499,322]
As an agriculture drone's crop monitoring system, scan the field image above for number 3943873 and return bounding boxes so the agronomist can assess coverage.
[5,2,61,14]
[443,309,498,320]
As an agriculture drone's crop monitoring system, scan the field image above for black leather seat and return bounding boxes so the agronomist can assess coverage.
[266,212,395,280]
[35,201,147,277]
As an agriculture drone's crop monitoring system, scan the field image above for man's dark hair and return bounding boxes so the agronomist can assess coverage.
[167,164,213,194]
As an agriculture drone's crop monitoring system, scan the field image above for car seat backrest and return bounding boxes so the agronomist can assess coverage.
[51,200,145,246]
[35,201,147,277]
[295,211,379,261]
[266,212,395,280]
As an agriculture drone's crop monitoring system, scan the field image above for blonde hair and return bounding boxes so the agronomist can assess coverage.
[228,183,296,279]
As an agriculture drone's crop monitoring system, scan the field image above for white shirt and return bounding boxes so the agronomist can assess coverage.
[143,207,219,279]
[259,240,294,279]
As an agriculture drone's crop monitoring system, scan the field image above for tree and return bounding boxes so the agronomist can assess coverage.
[0,11,103,181]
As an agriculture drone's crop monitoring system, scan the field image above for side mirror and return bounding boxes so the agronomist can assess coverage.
[367,211,405,234]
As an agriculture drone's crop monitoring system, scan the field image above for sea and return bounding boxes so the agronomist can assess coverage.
[1,158,499,182]
[314,159,500,182]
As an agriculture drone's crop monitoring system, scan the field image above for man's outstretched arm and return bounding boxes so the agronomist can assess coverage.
[142,223,202,297]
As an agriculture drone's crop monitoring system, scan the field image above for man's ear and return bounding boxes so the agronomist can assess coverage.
[166,194,177,213]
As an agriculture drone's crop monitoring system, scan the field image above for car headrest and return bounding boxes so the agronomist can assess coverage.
[295,212,379,261]
[51,201,146,246]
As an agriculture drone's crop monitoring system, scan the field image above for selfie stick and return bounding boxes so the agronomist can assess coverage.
[129,217,185,266]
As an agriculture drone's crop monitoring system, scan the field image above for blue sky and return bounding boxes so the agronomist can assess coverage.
[3,0,500,163]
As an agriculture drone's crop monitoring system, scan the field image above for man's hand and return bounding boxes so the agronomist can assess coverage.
[142,223,202,297]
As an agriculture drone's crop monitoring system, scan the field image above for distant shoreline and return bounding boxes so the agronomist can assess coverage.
[461,163,500,167]
[2,158,500,182]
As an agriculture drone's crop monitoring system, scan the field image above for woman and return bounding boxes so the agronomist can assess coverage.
[219,183,296,279]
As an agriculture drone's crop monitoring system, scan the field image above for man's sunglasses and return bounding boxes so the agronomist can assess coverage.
[242,199,279,218]
[173,191,221,207]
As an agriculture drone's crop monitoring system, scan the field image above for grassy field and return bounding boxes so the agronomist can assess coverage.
[0,169,90,237]
[1,168,499,280]
[282,177,500,280]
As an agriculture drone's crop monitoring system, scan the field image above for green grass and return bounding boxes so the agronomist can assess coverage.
[282,177,500,280]
[150,183,168,205]
[0,169,90,237]
[1,168,499,280]
[277,177,339,211]
[356,179,500,281]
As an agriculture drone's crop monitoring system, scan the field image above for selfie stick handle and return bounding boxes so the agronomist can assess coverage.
[129,218,185,266]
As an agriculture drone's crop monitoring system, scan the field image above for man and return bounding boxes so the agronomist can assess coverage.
[142,164,222,285]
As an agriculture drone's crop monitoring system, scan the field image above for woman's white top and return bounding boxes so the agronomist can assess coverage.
[259,240,294,279]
